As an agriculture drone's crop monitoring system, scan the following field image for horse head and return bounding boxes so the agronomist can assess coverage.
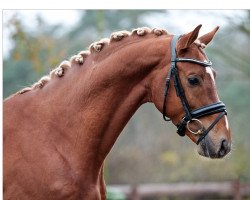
[151,25,231,158]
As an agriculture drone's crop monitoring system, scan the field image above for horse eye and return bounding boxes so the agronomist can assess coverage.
[188,77,200,86]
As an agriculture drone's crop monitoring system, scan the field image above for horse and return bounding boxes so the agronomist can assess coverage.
[3,24,231,200]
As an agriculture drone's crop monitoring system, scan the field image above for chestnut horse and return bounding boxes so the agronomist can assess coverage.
[3,25,231,200]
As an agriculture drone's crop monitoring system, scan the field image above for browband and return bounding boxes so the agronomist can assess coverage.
[175,58,212,67]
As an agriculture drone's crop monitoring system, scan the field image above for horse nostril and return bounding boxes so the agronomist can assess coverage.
[218,139,228,157]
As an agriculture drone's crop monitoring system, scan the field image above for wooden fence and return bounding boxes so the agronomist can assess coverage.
[108,180,250,200]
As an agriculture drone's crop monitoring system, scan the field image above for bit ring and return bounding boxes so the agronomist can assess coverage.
[187,118,205,135]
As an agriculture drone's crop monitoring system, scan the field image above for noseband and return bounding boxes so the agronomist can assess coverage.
[162,35,227,145]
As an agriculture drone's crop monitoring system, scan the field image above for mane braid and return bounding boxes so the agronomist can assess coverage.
[14,27,170,96]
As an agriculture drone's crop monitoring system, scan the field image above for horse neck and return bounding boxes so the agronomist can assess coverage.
[75,37,168,154]
[17,36,169,176]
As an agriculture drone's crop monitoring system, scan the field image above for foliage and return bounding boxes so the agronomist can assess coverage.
[3,10,250,184]
[3,14,67,97]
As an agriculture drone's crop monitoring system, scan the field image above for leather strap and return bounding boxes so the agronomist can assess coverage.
[175,58,212,67]
[176,102,227,136]
[172,66,192,121]
[196,111,226,144]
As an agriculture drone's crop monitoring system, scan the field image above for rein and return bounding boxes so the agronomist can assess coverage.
[163,35,227,145]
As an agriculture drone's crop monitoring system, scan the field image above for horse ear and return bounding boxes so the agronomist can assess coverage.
[178,24,202,50]
[198,26,219,45]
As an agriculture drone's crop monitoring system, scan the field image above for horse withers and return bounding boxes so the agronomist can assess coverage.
[3,25,231,199]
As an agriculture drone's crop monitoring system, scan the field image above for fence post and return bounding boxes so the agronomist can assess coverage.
[233,179,241,200]
[130,185,140,200]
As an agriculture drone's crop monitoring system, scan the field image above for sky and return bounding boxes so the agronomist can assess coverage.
[3,10,81,58]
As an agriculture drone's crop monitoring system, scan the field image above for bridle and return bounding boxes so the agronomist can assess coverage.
[162,35,227,145]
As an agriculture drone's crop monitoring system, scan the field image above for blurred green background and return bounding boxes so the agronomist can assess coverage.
[3,10,250,185]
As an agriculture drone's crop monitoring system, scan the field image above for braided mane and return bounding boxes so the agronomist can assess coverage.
[16,27,170,95]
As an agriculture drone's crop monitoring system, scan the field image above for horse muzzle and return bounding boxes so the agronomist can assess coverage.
[197,136,231,158]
